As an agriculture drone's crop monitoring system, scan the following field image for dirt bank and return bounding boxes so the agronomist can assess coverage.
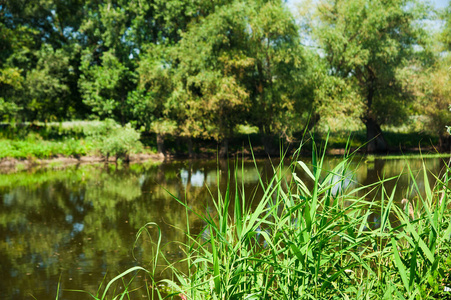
[0,153,165,173]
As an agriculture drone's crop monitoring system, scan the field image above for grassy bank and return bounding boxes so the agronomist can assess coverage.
[0,120,145,160]
[0,121,444,161]
[0,136,94,159]
[78,142,451,299]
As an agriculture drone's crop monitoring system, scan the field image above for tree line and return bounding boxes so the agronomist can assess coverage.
[1,0,450,154]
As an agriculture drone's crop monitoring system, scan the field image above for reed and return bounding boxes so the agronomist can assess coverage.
[88,142,451,299]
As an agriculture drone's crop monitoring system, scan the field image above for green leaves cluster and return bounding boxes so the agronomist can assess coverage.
[84,119,142,160]
[0,0,314,153]
[1,0,451,153]
[304,0,433,151]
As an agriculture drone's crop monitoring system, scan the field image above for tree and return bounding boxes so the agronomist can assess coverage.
[0,67,23,120]
[79,49,134,122]
[171,1,253,156]
[0,4,38,121]
[79,0,204,153]
[127,0,222,156]
[307,0,429,152]
[244,0,314,154]
[23,45,81,121]
[415,62,451,149]
[129,44,177,156]
[442,2,451,51]
[172,0,312,156]
[0,0,87,122]
[405,2,451,150]
[77,0,138,123]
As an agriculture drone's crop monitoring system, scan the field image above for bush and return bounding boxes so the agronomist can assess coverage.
[84,119,142,160]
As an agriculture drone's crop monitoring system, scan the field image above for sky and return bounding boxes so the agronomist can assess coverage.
[286,0,449,48]
[288,0,450,9]
[435,0,450,8]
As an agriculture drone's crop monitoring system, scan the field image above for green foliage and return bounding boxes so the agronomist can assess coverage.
[0,122,90,142]
[172,0,312,143]
[0,0,88,121]
[441,2,451,50]
[0,137,92,159]
[0,0,449,154]
[84,119,142,159]
[80,50,135,119]
[130,43,178,136]
[413,59,451,143]
[304,0,431,151]
[24,45,78,121]
[0,97,21,120]
[0,120,143,160]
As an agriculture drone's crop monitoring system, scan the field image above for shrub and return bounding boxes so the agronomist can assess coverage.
[84,119,142,160]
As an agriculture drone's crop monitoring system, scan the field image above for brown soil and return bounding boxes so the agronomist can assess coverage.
[0,153,165,173]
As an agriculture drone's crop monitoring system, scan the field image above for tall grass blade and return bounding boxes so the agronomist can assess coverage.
[101,266,148,299]
[210,225,220,295]
[391,237,410,293]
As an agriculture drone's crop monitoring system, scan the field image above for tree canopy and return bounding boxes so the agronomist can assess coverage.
[305,0,431,152]
[0,0,449,154]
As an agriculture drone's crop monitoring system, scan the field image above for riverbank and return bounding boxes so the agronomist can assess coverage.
[0,139,448,173]
[0,120,447,173]
[0,152,165,173]
[1,146,449,175]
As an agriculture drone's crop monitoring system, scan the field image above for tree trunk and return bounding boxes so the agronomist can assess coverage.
[364,83,387,153]
[439,134,451,152]
[301,112,320,135]
[187,137,194,158]
[261,133,278,156]
[365,117,388,153]
[156,133,166,157]
[219,138,228,158]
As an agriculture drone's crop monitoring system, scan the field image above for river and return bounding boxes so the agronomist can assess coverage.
[0,156,448,299]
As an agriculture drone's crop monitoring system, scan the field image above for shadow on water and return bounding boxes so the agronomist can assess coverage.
[0,156,448,299]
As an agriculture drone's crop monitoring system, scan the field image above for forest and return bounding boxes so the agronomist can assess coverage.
[1,0,451,156]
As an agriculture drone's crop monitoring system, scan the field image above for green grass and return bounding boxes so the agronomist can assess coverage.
[0,121,96,159]
[0,138,94,159]
[75,139,451,299]
[0,121,92,140]
[0,120,145,160]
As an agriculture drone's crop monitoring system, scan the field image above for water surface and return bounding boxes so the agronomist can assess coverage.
[0,156,447,299]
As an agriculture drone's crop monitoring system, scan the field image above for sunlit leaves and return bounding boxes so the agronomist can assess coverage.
[80,50,134,119]
[306,0,430,150]
[404,57,451,144]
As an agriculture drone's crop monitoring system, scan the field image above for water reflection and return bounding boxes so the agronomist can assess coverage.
[0,156,448,299]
